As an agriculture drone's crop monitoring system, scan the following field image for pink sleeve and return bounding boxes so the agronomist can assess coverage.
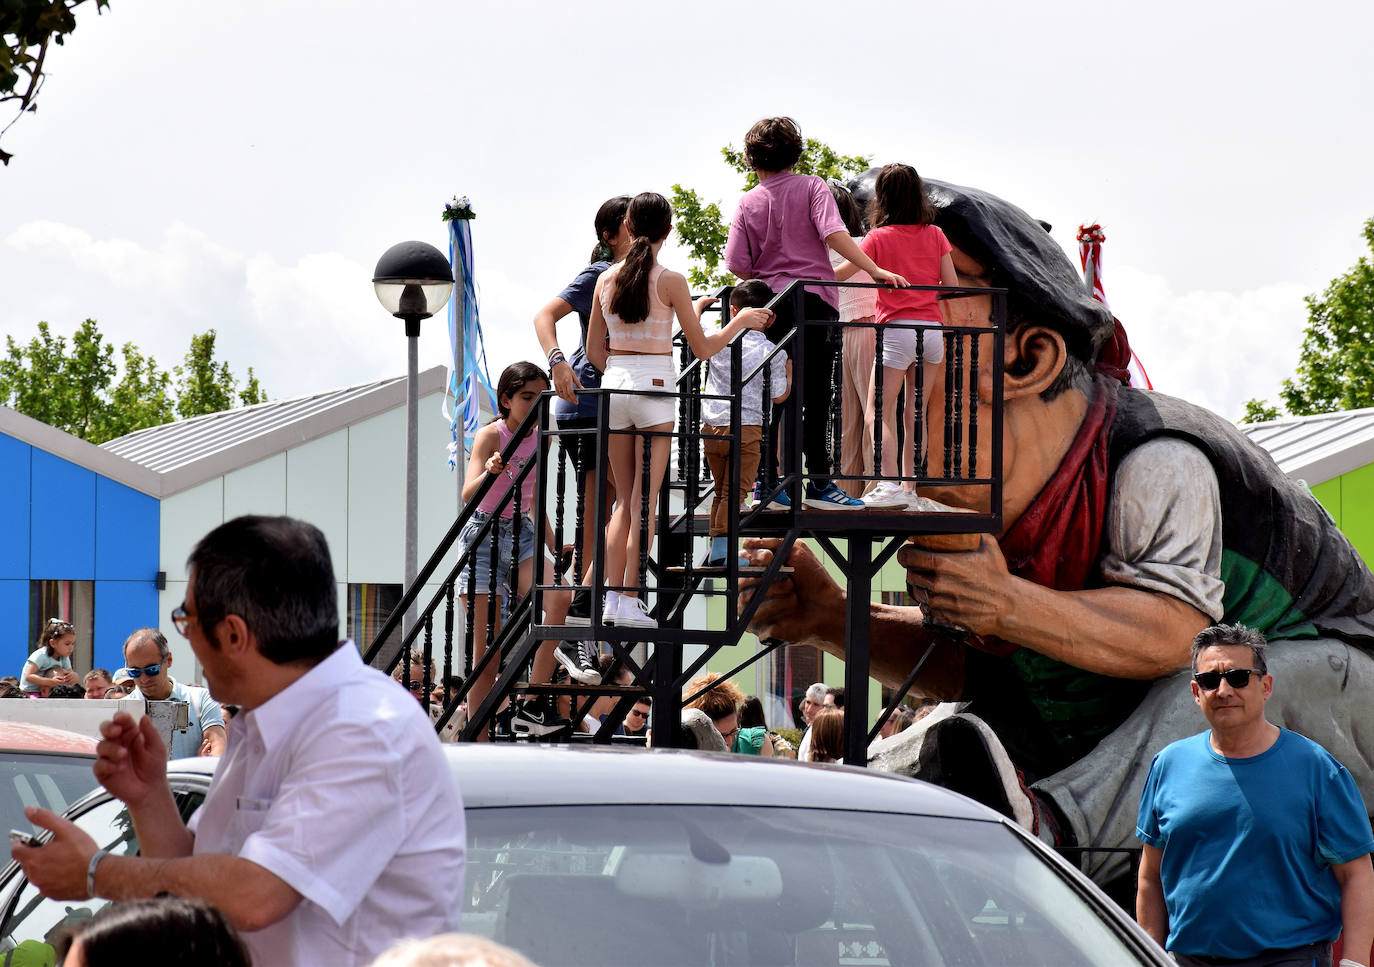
[810,177,847,240]
[859,232,877,260]
[724,203,753,278]
[934,225,952,255]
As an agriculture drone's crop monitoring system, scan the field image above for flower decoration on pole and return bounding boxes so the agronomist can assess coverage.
[1076,220,1153,390]
[442,194,497,467]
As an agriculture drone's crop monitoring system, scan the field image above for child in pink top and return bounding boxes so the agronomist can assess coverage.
[835,164,957,509]
[724,117,906,510]
[459,361,572,735]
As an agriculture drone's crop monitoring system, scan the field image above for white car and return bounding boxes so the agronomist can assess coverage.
[0,745,1170,966]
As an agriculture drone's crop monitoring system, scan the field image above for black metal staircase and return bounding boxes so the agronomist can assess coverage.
[363,279,1007,763]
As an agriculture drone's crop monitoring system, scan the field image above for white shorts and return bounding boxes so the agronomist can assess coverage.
[874,320,945,369]
[602,354,678,430]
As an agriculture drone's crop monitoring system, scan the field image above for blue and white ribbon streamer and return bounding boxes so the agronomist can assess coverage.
[443,204,496,468]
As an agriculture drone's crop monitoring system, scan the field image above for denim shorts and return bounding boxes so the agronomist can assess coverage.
[457,511,536,596]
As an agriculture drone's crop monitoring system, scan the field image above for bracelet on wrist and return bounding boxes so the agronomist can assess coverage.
[547,347,566,368]
[86,847,109,899]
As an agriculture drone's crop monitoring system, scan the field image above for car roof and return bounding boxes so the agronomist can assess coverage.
[0,722,97,755]
[440,744,1000,818]
[170,745,1000,819]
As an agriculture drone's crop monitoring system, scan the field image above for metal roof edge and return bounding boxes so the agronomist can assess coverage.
[156,365,450,497]
[1284,441,1374,488]
[0,406,163,497]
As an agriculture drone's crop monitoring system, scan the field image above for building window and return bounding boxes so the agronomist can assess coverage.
[348,583,403,661]
[29,580,95,673]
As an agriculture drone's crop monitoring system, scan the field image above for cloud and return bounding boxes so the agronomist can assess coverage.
[1106,267,1308,422]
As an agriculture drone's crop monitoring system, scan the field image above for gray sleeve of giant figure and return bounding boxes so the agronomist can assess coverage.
[1100,438,1225,620]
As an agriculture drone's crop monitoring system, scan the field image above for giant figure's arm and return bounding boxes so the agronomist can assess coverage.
[1135,843,1168,947]
[1334,854,1374,966]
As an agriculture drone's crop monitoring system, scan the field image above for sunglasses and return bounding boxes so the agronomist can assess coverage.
[125,663,163,679]
[628,708,649,718]
[405,681,426,692]
[1194,669,1260,691]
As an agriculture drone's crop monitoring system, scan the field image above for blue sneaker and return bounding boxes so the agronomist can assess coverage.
[753,483,792,511]
[804,481,865,510]
[707,536,728,567]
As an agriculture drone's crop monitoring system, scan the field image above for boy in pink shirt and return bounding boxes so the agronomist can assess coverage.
[724,117,905,510]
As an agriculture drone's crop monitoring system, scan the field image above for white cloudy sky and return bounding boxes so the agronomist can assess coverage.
[3,0,1372,424]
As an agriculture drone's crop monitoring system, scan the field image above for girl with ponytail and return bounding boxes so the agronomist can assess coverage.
[586,192,774,628]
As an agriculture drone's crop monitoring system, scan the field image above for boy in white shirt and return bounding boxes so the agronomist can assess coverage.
[696,280,792,565]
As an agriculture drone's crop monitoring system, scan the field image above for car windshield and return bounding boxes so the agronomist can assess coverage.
[463,805,1147,967]
[0,753,97,839]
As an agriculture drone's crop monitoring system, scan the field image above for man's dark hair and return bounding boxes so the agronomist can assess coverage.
[188,516,339,667]
[826,686,845,709]
[46,683,85,698]
[729,279,774,313]
[1191,623,1268,675]
[123,627,170,662]
[743,117,804,173]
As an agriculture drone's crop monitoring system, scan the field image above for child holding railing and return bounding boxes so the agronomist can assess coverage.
[458,361,572,738]
[587,192,773,628]
[723,116,906,510]
[696,279,792,566]
[834,163,957,509]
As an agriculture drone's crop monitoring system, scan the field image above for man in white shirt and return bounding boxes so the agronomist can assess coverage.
[15,515,466,967]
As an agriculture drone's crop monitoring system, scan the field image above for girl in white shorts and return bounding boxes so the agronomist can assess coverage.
[587,192,773,627]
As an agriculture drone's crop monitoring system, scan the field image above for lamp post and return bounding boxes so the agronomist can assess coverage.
[372,240,454,637]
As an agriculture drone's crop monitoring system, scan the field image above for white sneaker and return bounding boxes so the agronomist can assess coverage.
[616,595,658,629]
[863,481,908,509]
[903,494,975,514]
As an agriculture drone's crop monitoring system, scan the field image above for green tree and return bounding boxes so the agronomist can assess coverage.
[1241,217,1374,423]
[173,329,266,418]
[0,319,266,443]
[1,0,109,166]
[671,138,873,291]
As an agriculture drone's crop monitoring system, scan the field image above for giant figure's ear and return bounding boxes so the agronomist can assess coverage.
[1004,324,1068,400]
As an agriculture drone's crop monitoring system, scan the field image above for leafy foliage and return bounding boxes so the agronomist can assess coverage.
[0,319,266,443]
[1240,217,1374,422]
[1,0,109,165]
[671,138,872,292]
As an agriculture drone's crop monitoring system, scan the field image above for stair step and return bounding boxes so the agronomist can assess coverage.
[664,566,794,576]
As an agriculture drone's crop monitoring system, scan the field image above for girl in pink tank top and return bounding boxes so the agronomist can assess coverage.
[586,192,775,628]
[459,362,573,731]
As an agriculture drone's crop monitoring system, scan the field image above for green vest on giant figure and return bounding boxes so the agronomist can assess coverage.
[743,174,1374,889]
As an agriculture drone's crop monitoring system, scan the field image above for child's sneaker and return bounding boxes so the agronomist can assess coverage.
[615,595,658,629]
[707,536,728,567]
[804,481,865,510]
[555,640,602,684]
[753,483,792,511]
[565,588,592,627]
[510,698,572,738]
[862,481,908,510]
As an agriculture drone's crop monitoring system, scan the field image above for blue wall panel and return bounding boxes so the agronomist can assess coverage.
[0,436,31,579]
[95,478,159,581]
[94,579,158,671]
[30,451,96,580]
[0,579,30,674]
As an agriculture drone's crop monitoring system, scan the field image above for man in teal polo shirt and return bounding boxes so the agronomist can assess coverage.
[123,627,225,757]
[1137,624,1374,967]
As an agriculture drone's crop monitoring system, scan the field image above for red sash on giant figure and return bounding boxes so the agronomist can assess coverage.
[975,377,1117,656]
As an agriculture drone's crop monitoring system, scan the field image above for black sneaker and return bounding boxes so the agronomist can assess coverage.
[555,640,602,685]
[565,589,592,627]
[510,699,571,738]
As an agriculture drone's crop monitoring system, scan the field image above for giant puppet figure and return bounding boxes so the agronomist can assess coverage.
[742,175,1374,884]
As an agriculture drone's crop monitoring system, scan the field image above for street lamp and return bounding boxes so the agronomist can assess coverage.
[373,240,454,636]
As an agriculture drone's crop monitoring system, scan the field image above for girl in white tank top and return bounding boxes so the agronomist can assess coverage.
[586,192,775,628]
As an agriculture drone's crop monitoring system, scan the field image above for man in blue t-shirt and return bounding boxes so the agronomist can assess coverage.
[123,627,226,757]
[1136,624,1374,967]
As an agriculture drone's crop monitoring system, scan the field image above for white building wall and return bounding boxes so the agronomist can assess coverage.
[155,389,462,681]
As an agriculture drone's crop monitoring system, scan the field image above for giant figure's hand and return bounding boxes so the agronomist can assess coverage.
[93,712,168,809]
[738,539,845,647]
[899,533,1015,638]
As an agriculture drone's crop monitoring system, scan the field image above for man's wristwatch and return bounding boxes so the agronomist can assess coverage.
[86,847,109,899]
